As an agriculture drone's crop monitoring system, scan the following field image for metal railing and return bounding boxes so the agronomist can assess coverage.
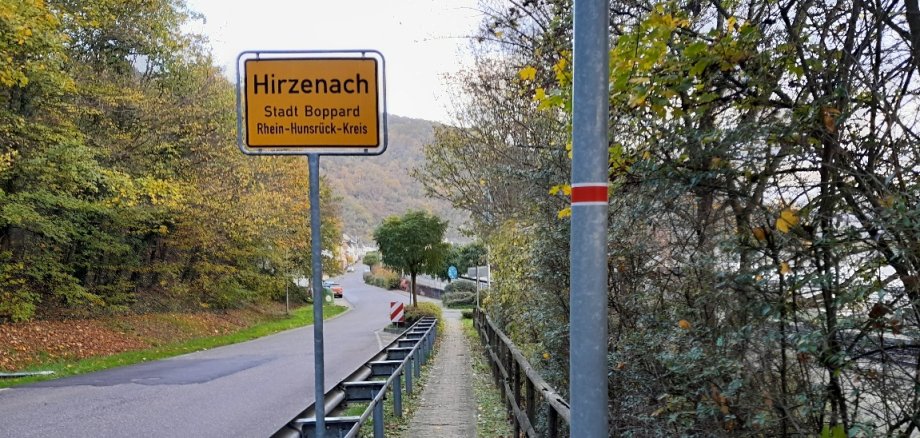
[273,317,438,438]
[474,308,571,437]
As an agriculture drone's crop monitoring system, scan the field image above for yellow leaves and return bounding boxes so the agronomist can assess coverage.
[102,171,185,210]
[0,149,17,175]
[140,178,183,208]
[678,319,691,330]
[549,184,571,196]
[752,226,767,241]
[726,16,738,32]
[542,352,551,360]
[534,87,546,102]
[628,93,647,107]
[779,261,791,275]
[557,206,572,219]
[879,195,895,208]
[518,65,537,81]
[552,54,571,85]
[16,27,32,45]
[822,107,841,134]
[776,208,799,233]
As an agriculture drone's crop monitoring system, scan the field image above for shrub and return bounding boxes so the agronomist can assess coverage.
[461,310,474,319]
[405,302,444,332]
[363,269,400,289]
[362,251,381,267]
[444,279,477,294]
[443,291,476,308]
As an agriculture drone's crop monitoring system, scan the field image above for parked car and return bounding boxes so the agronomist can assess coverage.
[323,280,344,298]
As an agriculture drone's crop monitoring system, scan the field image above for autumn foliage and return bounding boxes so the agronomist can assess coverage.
[0,1,341,322]
[423,0,920,435]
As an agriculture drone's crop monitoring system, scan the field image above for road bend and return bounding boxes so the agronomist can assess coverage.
[0,268,413,438]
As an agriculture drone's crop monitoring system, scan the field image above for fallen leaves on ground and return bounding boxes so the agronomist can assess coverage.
[0,304,288,371]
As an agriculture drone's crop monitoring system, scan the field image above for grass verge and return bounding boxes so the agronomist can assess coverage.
[0,304,346,388]
[462,317,515,437]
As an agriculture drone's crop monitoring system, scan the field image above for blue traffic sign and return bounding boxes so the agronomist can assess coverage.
[447,265,458,280]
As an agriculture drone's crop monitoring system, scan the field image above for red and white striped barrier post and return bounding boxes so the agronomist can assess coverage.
[389,301,405,325]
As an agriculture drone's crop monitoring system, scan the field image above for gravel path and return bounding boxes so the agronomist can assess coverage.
[407,309,477,437]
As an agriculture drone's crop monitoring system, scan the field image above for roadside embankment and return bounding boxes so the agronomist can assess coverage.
[0,303,346,386]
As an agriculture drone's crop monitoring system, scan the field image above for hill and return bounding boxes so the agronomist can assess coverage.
[319,114,468,242]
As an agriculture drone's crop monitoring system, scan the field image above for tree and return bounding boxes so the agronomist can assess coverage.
[0,0,344,321]
[373,211,448,307]
[362,251,381,267]
[424,0,920,434]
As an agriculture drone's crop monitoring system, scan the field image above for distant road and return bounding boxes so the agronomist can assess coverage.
[0,269,414,437]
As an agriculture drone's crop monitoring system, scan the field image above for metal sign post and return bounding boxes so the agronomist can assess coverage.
[236,50,387,438]
[570,0,610,437]
[307,153,325,435]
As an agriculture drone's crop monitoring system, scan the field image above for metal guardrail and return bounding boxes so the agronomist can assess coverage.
[474,308,570,437]
[272,317,438,438]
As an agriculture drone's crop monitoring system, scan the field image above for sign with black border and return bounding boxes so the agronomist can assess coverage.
[236,50,387,156]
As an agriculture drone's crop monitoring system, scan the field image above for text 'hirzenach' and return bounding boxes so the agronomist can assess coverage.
[251,74,370,95]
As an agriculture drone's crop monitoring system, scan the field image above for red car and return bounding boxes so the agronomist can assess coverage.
[323,280,344,298]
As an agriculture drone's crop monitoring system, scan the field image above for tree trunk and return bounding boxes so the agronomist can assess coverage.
[410,271,418,307]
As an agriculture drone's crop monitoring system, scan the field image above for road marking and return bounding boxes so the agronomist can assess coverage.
[0,388,9,393]
[374,329,385,350]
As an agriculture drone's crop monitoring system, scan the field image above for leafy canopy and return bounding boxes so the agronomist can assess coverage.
[373,210,448,277]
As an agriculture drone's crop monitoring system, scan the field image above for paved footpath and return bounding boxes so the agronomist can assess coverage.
[407,309,477,437]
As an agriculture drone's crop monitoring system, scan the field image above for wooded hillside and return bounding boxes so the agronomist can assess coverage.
[0,1,341,322]
[320,114,468,241]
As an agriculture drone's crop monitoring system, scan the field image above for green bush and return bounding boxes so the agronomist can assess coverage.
[461,310,474,319]
[405,302,443,331]
[363,270,400,289]
[362,251,381,267]
[444,279,477,293]
[443,291,476,308]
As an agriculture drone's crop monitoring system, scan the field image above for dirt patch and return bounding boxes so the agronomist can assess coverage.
[0,304,291,372]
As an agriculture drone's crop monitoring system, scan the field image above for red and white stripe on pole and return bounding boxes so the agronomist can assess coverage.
[570,183,608,205]
[389,301,405,323]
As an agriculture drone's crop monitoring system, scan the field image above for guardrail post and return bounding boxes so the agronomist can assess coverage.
[405,357,413,395]
[414,349,421,378]
[420,334,428,363]
[373,400,385,438]
[393,373,403,417]
[548,406,558,438]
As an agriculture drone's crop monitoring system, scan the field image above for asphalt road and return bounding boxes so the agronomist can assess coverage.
[0,269,417,438]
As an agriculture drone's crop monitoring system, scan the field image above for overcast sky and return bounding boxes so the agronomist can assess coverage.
[185,0,484,123]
